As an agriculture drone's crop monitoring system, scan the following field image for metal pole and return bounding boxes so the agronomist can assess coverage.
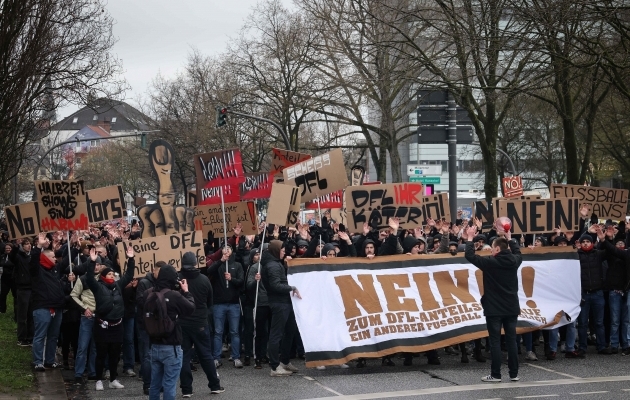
[496,147,516,176]
[220,186,229,289]
[227,110,292,151]
[253,225,267,360]
[447,92,458,224]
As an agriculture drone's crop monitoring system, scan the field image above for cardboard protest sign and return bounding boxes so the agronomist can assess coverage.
[197,185,240,206]
[305,190,344,210]
[502,176,524,198]
[239,172,272,200]
[345,183,424,230]
[266,183,301,227]
[86,185,126,224]
[270,148,311,174]
[422,193,451,224]
[282,148,348,203]
[287,249,580,367]
[194,201,258,237]
[117,231,206,278]
[4,202,42,239]
[499,198,580,234]
[194,149,245,192]
[351,166,365,186]
[475,195,542,223]
[35,180,89,232]
[136,140,196,238]
[550,184,628,220]
[134,197,147,207]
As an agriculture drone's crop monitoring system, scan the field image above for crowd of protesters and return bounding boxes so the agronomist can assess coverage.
[0,203,629,395]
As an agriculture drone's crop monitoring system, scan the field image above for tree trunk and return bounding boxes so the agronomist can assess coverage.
[377,142,388,183]
[389,144,402,183]
[562,117,579,184]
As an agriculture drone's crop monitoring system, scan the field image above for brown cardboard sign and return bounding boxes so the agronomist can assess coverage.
[345,183,424,230]
[266,183,301,227]
[35,180,89,232]
[134,197,147,207]
[194,201,258,237]
[422,193,451,224]
[498,198,580,234]
[117,231,206,278]
[86,185,126,223]
[502,176,524,198]
[4,202,42,239]
[475,195,542,222]
[270,148,311,174]
[550,184,629,220]
[282,148,348,203]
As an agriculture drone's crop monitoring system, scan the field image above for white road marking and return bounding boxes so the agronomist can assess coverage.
[303,375,343,396]
[303,375,630,400]
[570,391,609,395]
[524,363,580,379]
[304,376,315,381]
[515,396,559,399]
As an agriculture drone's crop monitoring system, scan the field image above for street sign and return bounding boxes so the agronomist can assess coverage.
[417,126,474,144]
[407,164,443,176]
[410,176,441,184]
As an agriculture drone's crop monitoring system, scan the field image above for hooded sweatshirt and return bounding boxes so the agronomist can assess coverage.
[140,265,195,345]
[178,252,213,327]
[245,248,268,307]
[260,240,294,304]
[207,253,244,304]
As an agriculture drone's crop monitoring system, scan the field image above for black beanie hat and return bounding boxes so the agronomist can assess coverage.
[100,267,113,277]
[181,251,197,270]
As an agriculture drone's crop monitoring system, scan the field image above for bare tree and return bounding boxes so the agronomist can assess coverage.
[0,0,126,195]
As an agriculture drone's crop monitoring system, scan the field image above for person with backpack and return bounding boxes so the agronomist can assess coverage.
[140,263,196,400]
[178,251,223,397]
[85,246,136,391]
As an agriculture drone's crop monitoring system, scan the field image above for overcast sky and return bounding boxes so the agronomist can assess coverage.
[58,0,292,119]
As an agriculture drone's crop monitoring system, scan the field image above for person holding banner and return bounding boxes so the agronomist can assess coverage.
[464,225,522,383]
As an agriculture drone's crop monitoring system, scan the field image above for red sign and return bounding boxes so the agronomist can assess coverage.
[502,176,524,198]
[194,149,245,191]
[304,190,344,209]
[270,148,311,174]
[240,172,273,200]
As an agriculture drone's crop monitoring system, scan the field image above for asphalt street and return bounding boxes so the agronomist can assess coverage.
[62,346,630,400]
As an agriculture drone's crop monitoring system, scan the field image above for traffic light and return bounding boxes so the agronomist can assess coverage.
[140,133,147,148]
[216,107,228,127]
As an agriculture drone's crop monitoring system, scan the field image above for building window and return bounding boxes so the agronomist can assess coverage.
[76,157,81,166]
[90,140,99,147]
[75,144,81,152]
[72,117,78,124]
[111,117,117,123]
[93,115,98,120]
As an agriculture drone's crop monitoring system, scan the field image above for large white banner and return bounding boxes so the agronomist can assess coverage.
[287,249,580,367]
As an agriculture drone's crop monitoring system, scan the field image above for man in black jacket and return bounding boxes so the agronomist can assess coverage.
[208,246,244,368]
[465,225,522,383]
[260,240,301,377]
[31,233,67,371]
[10,239,34,346]
[139,264,195,400]
[178,252,223,396]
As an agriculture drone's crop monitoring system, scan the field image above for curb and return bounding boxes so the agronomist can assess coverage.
[36,369,67,400]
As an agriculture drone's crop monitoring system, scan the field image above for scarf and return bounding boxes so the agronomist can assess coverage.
[40,253,55,270]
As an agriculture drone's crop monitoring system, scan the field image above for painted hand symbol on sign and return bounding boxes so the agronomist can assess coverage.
[137,140,195,238]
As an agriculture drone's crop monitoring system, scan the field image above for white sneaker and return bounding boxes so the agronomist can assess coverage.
[481,375,501,383]
[316,366,326,370]
[124,369,136,377]
[221,343,229,352]
[280,362,298,372]
[270,365,293,376]
[109,379,124,389]
[525,351,538,361]
[103,370,110,380]
[511,376,520,381]
[95,380,104,391]
[340,363,350,369]
[560,343,566,353]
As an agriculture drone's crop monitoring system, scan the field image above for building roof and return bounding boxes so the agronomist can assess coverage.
[52,98,151,132]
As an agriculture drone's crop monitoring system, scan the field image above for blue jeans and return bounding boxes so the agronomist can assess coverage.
[180,325,221,395]
[74,315,96,378]
[137,326,151,390]
[609,291,629,349]
[578,290,606,351]
[32,308,63,365]
[213,303,240,360]
[122,316,135,371]
[549,321,577,352]
[150,344,182,400]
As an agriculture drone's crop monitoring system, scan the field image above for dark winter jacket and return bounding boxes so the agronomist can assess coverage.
[135,272,156,329]
[577,247,607,292]
[260,251,293,304]
[178,267,213,327]
[29,247,66,310]
[10,245,32,289]
[85,256,135,321]
[207,254,244,304]
[378,234,399,256]
[600,240,630,291]
[246,251,268,307]
[465,240,522,316]
[140,265,195,346]
[0,249,14,278]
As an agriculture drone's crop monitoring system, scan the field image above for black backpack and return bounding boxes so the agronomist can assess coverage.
[143,288,176,338]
